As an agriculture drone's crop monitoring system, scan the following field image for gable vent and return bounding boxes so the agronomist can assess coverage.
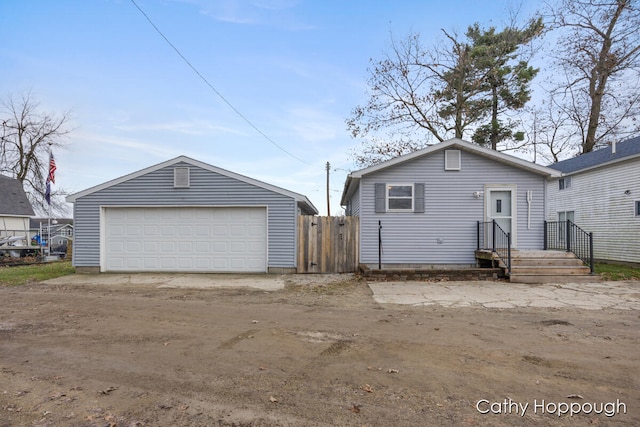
[445,150,461,171]
[174,167,190,188]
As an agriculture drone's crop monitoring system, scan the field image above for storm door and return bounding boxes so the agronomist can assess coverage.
[485,187,517,248]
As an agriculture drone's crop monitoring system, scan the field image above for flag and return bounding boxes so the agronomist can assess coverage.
[45,150,56,205]
[47,151,56,184]
[45,181,51,205]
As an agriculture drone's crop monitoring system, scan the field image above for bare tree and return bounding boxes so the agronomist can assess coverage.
[523,97,580,164]
[548,0,640,154]
[1,92,72,215]
[347,18,543,167]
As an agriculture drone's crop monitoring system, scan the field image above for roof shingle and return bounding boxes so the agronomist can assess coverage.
[0,175,35,216]
[548,136,640,174]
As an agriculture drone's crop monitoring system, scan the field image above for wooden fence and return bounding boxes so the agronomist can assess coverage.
[297,216,359,273]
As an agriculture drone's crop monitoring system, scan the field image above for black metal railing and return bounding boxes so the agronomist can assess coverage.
[477,220,512,275]
[544,220,594,274]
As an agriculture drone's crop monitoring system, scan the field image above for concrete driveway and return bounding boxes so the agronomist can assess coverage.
[43,274,640,310]
[368,280,640,310]
[44,273,287,291]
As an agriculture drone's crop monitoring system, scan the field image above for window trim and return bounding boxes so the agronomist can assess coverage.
[386,183,414,212]
[559,176,572,190]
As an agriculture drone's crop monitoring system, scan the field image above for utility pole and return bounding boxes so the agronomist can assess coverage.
[326,161,330,216]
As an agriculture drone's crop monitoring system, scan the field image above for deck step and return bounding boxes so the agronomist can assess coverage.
[507,250,599,284]
[510,274,600,284]
[510,266,592,275]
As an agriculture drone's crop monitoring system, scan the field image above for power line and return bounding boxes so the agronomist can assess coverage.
[129,0,310,165]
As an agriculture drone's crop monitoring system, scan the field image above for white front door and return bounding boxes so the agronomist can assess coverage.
[486,186,517,247]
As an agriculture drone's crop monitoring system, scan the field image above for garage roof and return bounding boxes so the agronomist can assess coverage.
[66,156,318,215]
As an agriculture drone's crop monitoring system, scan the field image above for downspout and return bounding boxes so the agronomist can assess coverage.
[527,191,532,229]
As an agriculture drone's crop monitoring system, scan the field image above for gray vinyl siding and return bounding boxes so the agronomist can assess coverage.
[72,162,298,269]
[547,158,640,264]
[360,149,547,266]
[350,187,361,216]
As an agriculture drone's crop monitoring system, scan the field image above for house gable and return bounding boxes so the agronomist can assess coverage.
[67,156,317,214]
[341,138,560,206]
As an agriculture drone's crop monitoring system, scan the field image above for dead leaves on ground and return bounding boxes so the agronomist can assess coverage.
[98,386,117,395]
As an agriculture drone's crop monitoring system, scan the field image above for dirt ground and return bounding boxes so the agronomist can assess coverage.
[0,275,638,427]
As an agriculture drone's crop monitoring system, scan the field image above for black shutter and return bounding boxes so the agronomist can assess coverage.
[414,183,425,213]
[375,183,386,213]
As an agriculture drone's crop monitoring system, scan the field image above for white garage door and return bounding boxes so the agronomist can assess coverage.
[103,207,267,272]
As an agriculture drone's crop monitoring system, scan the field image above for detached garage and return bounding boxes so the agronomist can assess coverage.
[67,156,317,273]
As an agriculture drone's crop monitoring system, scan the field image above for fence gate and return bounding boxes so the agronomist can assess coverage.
[297,216,359,273]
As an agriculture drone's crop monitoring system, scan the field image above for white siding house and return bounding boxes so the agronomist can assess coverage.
[66,156,317,273]
[341,139,561,268]
[547,137,640,265]
[0,175,35,246]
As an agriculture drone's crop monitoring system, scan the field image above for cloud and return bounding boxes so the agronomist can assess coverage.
[113,119,246,137]
[172,0,314,29]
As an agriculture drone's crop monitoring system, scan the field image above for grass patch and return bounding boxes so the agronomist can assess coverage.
[0,261,75,286]
[595,263,640,281]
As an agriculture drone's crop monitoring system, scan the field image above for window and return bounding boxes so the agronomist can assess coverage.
[387,184,413,211]
[445,150,461,170]
[636,201,640,217]
[558,210,575,223]
[375,183,424,213]
[559,176,572,190]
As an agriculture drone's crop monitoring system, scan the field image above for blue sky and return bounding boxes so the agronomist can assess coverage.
[1,0,540,215]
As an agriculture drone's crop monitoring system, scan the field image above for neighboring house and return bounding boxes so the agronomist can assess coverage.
[30,218,74,249]
[66,156,317,273]
[547,136,640,265]
[0,175,35,246]
[340,138,561,269]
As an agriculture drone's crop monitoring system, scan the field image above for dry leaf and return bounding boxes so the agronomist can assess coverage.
[269,395,278,403]
[350,404,361,413]
[98,386,117,395]
[362,384,374,393]
[387,369,399,374]
[567,394,584,399]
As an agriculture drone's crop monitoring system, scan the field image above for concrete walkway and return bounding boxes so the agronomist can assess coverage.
[368,280,640,310]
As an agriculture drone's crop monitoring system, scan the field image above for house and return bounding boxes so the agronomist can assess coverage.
[66,156,318,273]
[547,136,640,265]
[0,175,35,249]
[340,138,562,270]
[30,218,74,251]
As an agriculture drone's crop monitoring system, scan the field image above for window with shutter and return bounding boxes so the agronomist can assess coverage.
[375,183,426,213]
